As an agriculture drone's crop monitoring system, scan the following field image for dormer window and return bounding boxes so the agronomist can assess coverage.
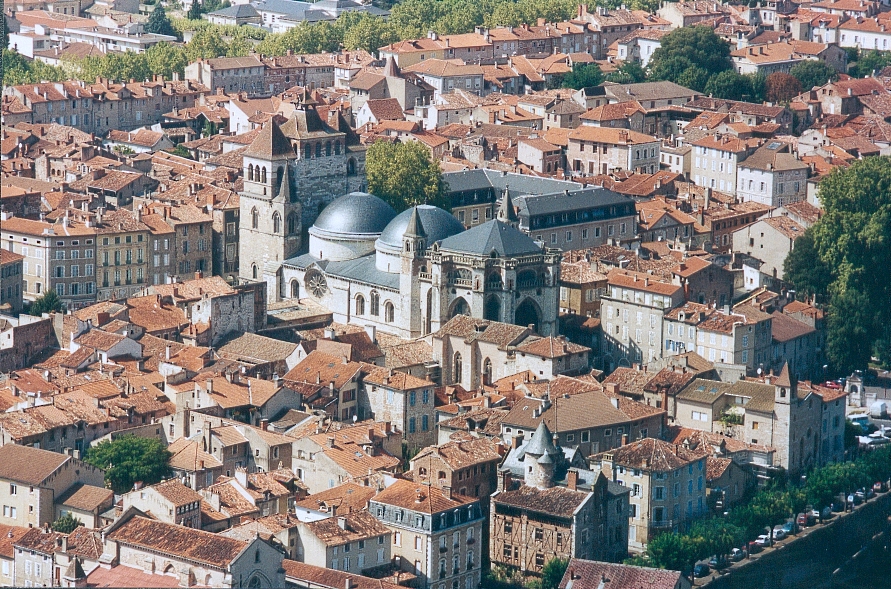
[780,388,786,398]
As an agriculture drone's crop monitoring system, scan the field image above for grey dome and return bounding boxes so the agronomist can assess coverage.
[378,205,464,248]
[313,192,397,235]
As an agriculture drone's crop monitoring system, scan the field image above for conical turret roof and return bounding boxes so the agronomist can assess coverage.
[404,206,426,238]
[524,421,559,457]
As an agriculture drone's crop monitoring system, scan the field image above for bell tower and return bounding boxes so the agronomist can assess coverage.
[238,120,301,302]
[400,207,426,337]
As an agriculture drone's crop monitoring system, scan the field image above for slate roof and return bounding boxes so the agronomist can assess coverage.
[285,253,400,290]
[207,3,260,17]
[438,220,541,256]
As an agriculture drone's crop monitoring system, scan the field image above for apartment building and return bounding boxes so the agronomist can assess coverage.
[295,511,392,574]
[141,210,177,286]
[144,203,213,281]
[121,479,202,528]
[601,269,685,370]
[567,127,661,176]
[516,187,638,250]
[0,250,25,315]
[410,438,502,500]
[185,56,267,95]
[404,60,485,98]
[361,367,437,451]
[691,134,756,195]
[594,438,707,552]
[663,302,773,371]
[0,445,106,529]
[0,213,97,309]
[371,479,484,589]
[737,141,809,208]
[95,208,149,302]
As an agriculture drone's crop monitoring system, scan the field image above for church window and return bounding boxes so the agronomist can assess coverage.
[252,264,258,279]
[326,141,332,156]
[291,280,299,298]
[305,144,312,159]
[316,143,322,158]
[261,167,267,183]
[454,353,463,383]
[347,158,356,176]
[370,291,380,316]
[251,208,259,229]
[273,213,281,233]
[384,301,394,322]
[334,141,341,155]
[248,164,254,181]
[355,295,365,315]
[287,213,297,235]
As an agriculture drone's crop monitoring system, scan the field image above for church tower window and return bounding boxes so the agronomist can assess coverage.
[251,208,259,229]
[248,164,254,181]
[384,302,394,323]
[355,295,365,315]
[273,213,281,233]
[370,291,380,316]
[287,213,298,235]
[260,167,267,183]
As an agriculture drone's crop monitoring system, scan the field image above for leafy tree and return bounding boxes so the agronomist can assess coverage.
[528,557,569,589]
[185,28,229,61]
[704,70,751,101]
[187,0,202,20]
[561,63,604,90]
[30,290,63,316]
[341,13,399,52]
[145,4,176,38]
[649,26,732,92]
[784,157,891,374]
[84,435,172,494]
[766,72,802,103]
[782,228,832,301]
[3,49,66,86]
[167,145,193,159]
[849,49,891,78]
[606,61,647,84]
[52,513,84,534]
[647,532,697,573]
[366,140,449,211]
[790,60,837,91]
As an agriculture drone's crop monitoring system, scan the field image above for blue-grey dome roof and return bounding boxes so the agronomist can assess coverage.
[313,192,397,235]
[378,205,464,248]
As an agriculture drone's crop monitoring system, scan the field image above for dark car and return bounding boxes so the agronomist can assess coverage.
[694,563,711,578]
[747,541,762,554]
[709,556,730,569]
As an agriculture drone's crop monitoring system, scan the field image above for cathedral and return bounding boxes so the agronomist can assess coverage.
[238,92,366,299]
[280,192,562,339]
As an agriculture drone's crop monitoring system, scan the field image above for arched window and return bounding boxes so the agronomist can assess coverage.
[260,167,267,183]
[483,357,492,385]
[347,158,356,176]
[315,143,322,158]
[273,212,281,233]
[291,280,299,298]
[287,213,297,235]
[251,207,259,229]
[355,294,365,315]
[453,352,463,383]
[304,144,312,159]
[276,166,285,192]
[248,163,254,181]
[252,264,258,279]
[384,301,394,322]
[370,291,380,316]
[325,141,332,156]
[334,140,341,155]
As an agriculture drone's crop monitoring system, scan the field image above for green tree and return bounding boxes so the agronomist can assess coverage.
[534,557,569,589]
[561,63,604,90]
[30,289,63,316]
[784,157,891,374]
[783,228,832,301]
[790,60,838,91]
[167,145,193,159]
[766,72,802,103]
[52,512,84,534]
[704,70,751,101]
[185,28,229,61]
[606,61,647,84]
[187,0,202,20]
[84,436,172,494]
[648,26,732,92]
[365,140,448,211]
[647,532,697,573]
[144,43,189,81]
[145,4,176,37]
[849,49,891,78]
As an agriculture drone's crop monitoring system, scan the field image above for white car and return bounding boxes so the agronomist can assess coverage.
[772,528,787,541]
[755,534,771,546]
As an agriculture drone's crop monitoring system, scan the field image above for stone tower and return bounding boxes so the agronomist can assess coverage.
[522,420,561,490]
[400,207,426,336]
[496,188,519,227]
[773,363,795,469]
[239,120,302,302]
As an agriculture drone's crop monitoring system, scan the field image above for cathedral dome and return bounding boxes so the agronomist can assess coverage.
[377,205,464,249]
[313,192,397,236]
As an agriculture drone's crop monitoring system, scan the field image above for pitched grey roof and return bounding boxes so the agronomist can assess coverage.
[207,3,260,17]
[523,421,559,457]
[438,220,541,257]
[254,0,312,18]
[443,169,580,197]
[602,80,702,103]
[285,254,400,290]
[516,187,633,217]
[312,192,397,235]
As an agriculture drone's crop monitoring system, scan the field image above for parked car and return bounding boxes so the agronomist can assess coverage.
[772,528,787,541]
[747,541,762,554]
[821,506,833,520]
[709,556,729,569]
[755,534,771,547]
[782,520,798,535]
[730,548,745,562]
[874,481,888,493]
[693,563,711,578]
[831,501,845,513]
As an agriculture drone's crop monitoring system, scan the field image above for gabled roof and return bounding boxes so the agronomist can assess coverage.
[0,444,71,485]
[243,120,294,159]
[438,219,541,257]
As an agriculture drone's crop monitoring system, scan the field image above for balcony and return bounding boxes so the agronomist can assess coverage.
[451,278,472,287]
[649,519,673,530]
[517,279,542,289]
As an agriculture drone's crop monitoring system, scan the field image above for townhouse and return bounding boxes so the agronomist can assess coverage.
[731,215,806,279]
[121,479,203,528]
[690,134,756,195]
[0,250,26,315]
[295,511,392,574]
[601,269,685,370]
[95,208,150,302]
[370,479,484,589]
[360,367,437,451]
[404,60,486,98]
[185,57,267,96]
[737,141,810,207]
[594,437,707,551]
[410,438,502,501]
[567,127,661,176]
